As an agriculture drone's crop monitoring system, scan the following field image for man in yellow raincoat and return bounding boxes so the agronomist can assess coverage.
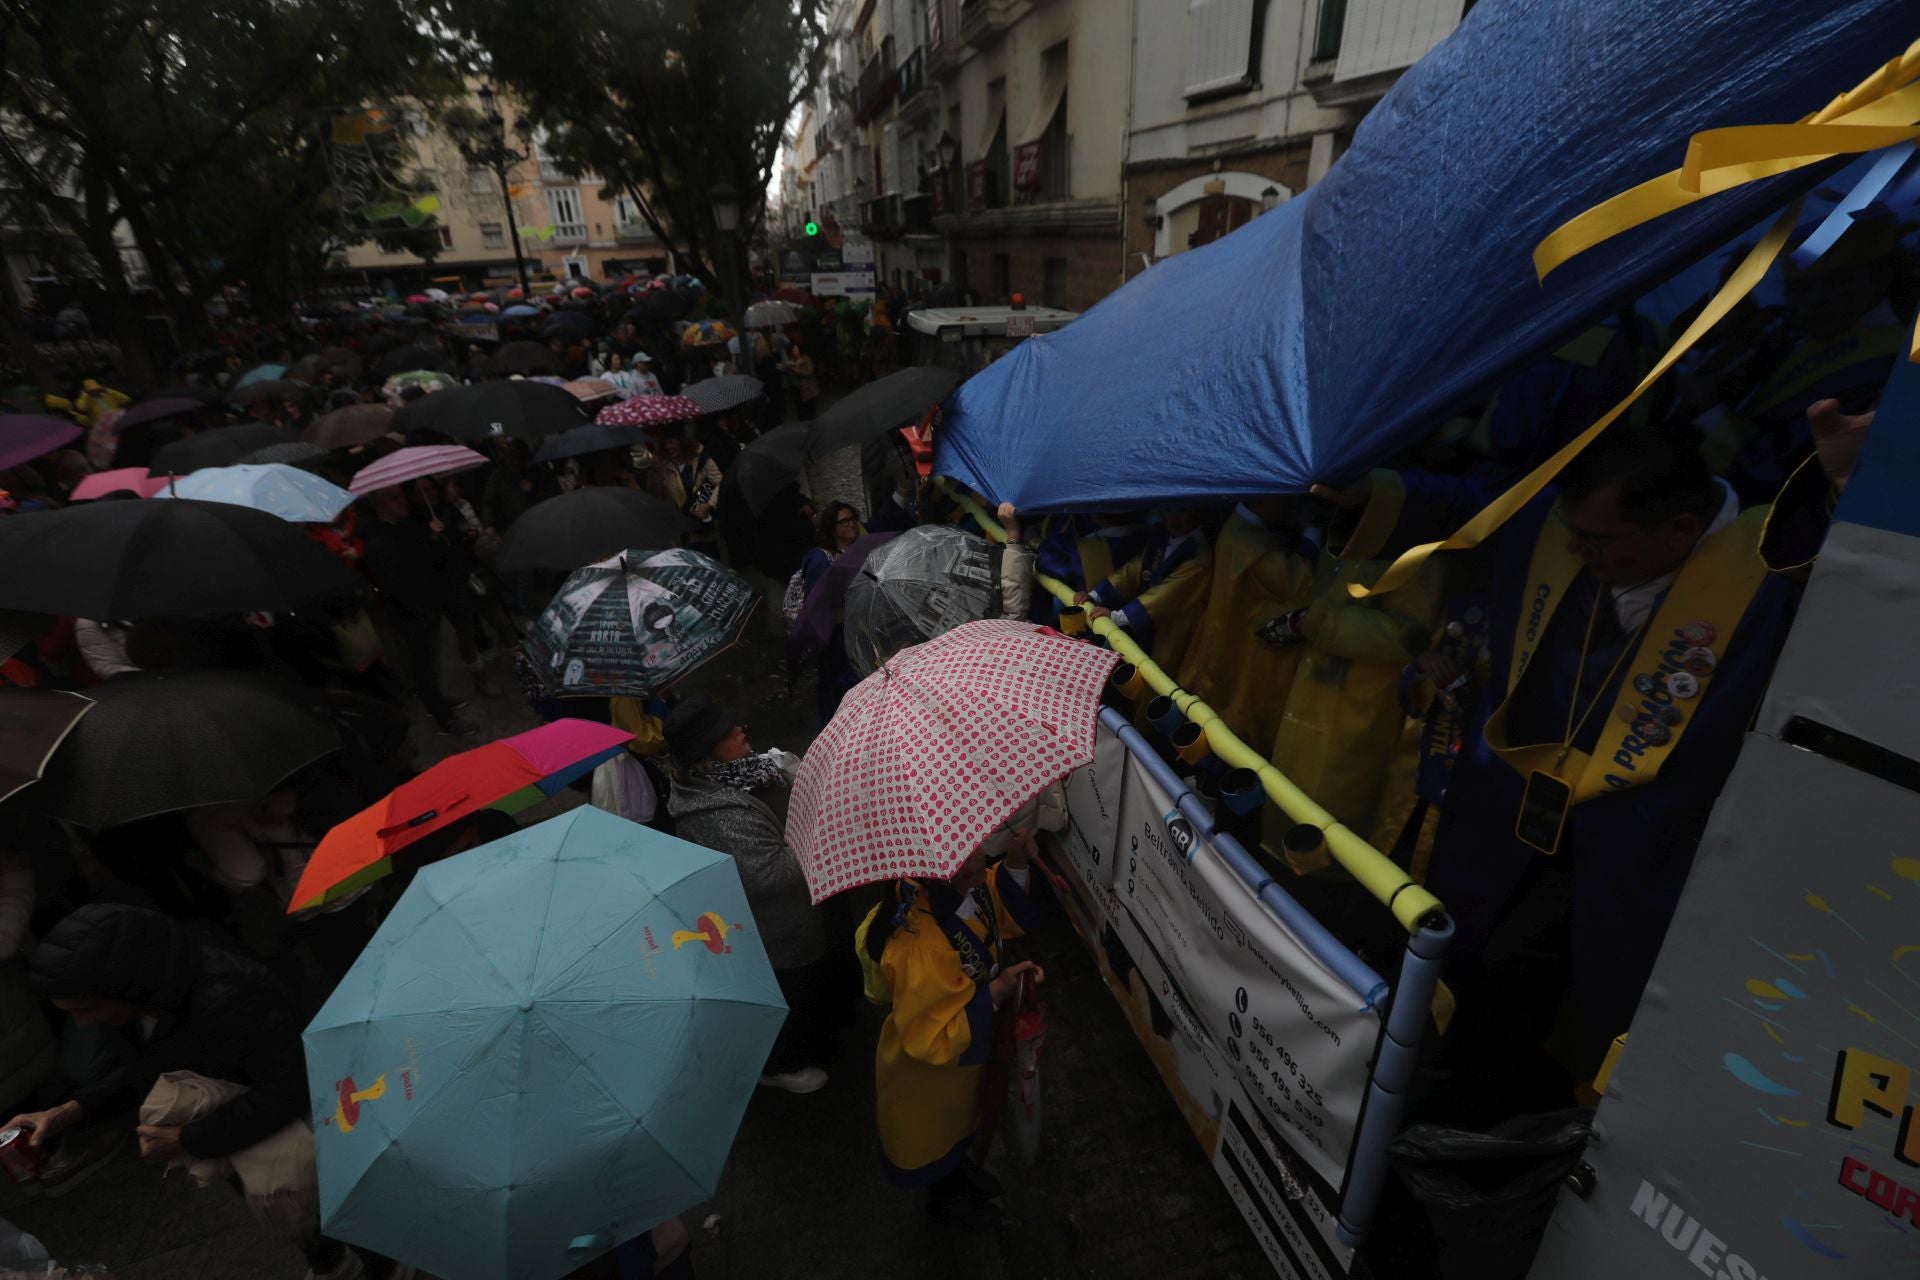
[1175,499,1316,756]
[1264,474,1444,858]
[1073,509,1212,674]
[860,831,1042,1228]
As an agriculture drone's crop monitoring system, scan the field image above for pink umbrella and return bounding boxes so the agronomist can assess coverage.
[349,445,487,495]
[785,619,1120,903]
[0,415,82,471]
[595,396,702,429]
[70,468,169,501]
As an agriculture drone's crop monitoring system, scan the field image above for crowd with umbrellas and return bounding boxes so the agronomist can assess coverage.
[0,287,1048,1280]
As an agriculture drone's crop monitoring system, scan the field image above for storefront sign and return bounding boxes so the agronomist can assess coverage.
[810,271,877,299]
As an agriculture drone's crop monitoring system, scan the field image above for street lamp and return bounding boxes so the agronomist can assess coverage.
[709,180,749,377]
[454,84,535,295]
[1261,185,1281,212]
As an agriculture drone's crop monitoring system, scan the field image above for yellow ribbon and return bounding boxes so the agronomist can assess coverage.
[1357,39,1920,602]
[1354,198,1800,600]
[936,480,1444,937]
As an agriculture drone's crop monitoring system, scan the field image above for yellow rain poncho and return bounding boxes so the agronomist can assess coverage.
[1267,473,1443,853]
[1175,508,1315,757]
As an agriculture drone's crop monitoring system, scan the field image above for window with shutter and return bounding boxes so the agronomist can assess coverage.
[1184,0,1258,99]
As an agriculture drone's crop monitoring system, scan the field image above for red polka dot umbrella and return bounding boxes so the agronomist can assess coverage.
[595,396,703,429]
[785,619,1120,903]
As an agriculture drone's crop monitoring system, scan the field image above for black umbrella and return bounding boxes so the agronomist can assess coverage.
[151,422,291,474]
[115,397,207,432]
[495,487,687,573]
[12,670,340,829]
[390,380,588,445]
[0,609,52,662]
[682,374,765,416]
[371,344,454,380]
[529,422,651,465]
[493,340,560,376]
[626,292,691,324]
[0,687,93,805]
[0,498,361,619]
[719,421,811,515]
[808,366,960,457]
[538,310,596,341]
[145,384,223,405]
[229,379,309,408]
[241,441,332,468]
[302,404,393,449]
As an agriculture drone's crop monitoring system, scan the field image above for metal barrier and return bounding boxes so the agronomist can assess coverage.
[941,484,1456,1254]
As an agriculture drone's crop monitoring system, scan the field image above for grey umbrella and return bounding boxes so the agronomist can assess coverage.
[842,525,1001,676]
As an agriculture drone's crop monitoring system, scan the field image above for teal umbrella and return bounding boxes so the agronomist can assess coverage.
[304,806,786,1280]
[235,362,287,387]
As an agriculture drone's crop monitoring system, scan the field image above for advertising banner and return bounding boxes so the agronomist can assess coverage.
[1533,734,1920,1279]
[1059,722,1376,1277]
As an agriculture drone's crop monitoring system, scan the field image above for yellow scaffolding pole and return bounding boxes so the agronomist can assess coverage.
[941,482,1444,935]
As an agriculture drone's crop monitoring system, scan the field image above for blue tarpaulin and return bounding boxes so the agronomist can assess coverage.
[935,0,1915,512]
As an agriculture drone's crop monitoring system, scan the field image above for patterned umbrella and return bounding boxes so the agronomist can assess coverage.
[154,463,355,523]
[843,525,1003,676]
[522,548,758,698]
[594,396,702,429]
[381,370,454,398]
[349,445,487,495]
[560,378,619,402]
[681,374,764,415]
[680,319,736,348]
[785,620,1119,903]
[289,719,634,911]
[0,415,82,471]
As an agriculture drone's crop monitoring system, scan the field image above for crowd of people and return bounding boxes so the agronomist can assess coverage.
[0,208,1905,1279]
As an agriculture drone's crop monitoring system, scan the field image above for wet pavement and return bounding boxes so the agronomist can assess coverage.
[6,571,1272,1279]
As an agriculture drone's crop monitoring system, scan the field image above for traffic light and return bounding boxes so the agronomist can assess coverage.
[803,216,820,239]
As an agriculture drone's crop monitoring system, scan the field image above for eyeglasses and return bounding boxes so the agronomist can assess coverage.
[835,516,859,527]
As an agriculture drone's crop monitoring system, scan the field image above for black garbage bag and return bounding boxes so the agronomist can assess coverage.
[1378,1108,1593,1280]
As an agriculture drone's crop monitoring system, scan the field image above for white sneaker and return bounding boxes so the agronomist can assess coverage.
[758,1066,828,1094]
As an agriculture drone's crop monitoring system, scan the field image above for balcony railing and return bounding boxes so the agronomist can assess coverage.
[855,51,896,123]
[897,47,930,116]
[928,0,964,76]
[552,222,588,245]
[614,220,653,244]
[959,0,1009,48]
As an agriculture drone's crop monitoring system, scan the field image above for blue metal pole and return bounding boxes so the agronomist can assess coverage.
[1336,916,1454,1249]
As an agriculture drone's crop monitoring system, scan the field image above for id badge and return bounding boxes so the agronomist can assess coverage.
[1516,770,1573,855]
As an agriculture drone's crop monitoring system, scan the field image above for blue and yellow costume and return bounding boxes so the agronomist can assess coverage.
[1087,527,1212,673]
[867,866,1039,1187]
[1358,460,1830,1075]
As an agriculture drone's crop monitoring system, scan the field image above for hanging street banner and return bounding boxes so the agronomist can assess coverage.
[1533,733,1920,1279]
[1057,720,1378,1278]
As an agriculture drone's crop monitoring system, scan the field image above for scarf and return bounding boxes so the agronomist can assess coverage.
[696,751,788,793]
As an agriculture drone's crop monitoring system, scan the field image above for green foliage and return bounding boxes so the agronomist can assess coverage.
[447,0,826,299]
[0,0,462,352]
